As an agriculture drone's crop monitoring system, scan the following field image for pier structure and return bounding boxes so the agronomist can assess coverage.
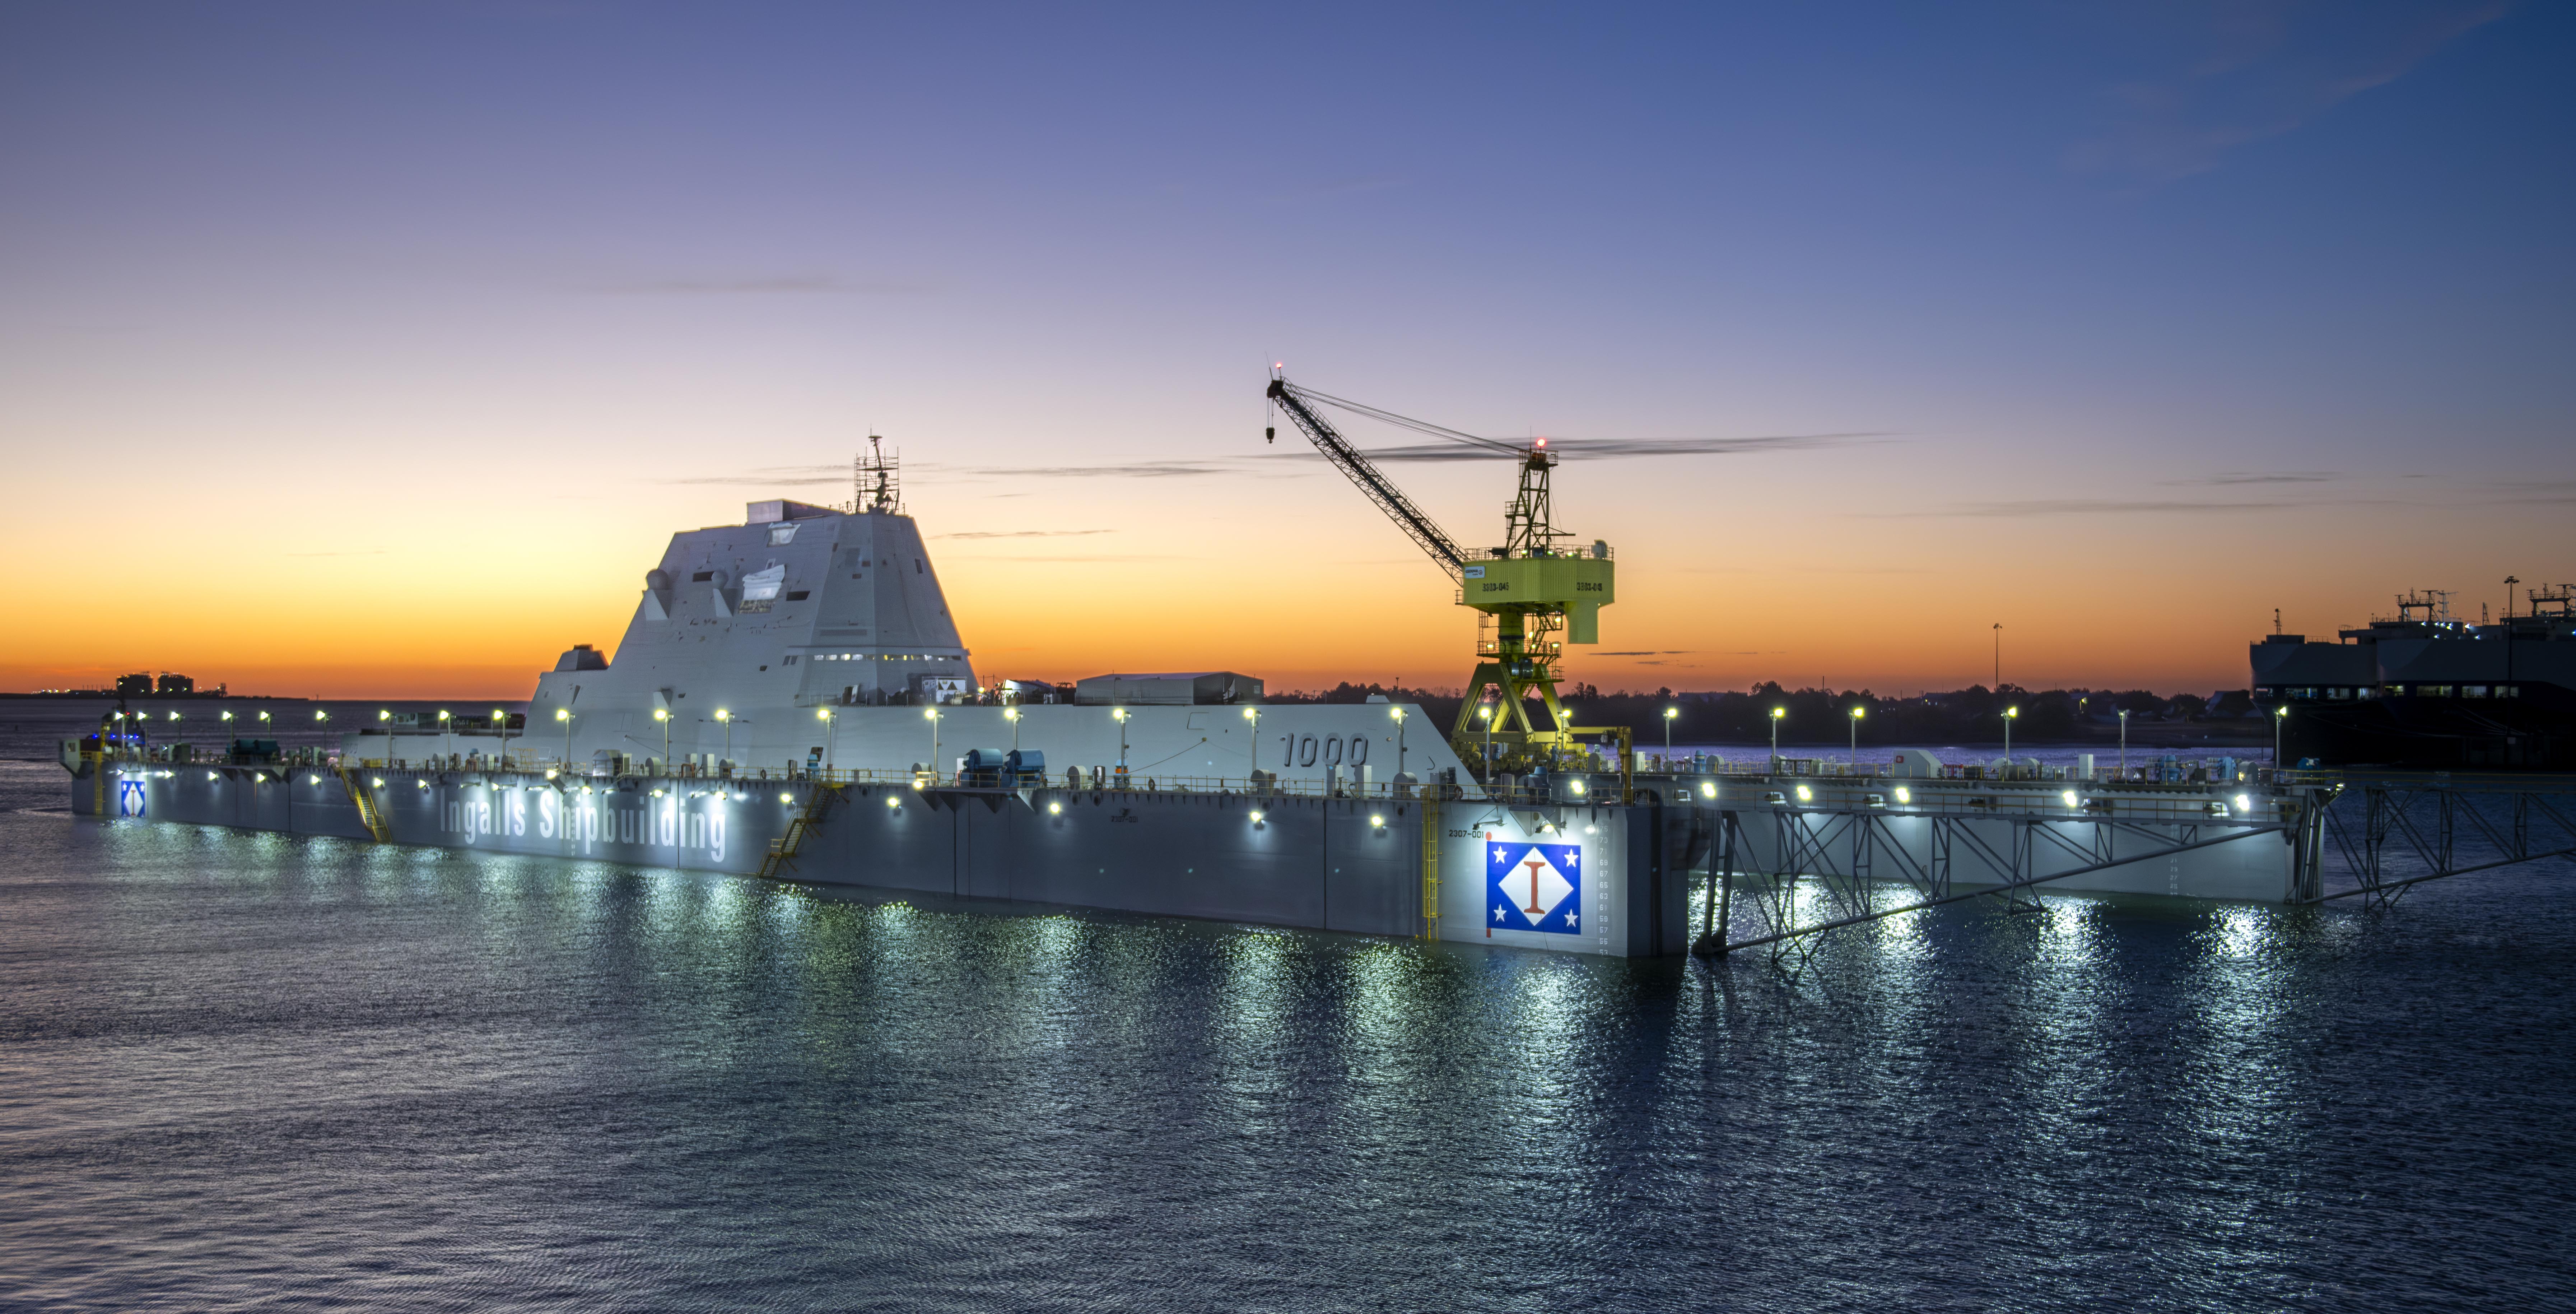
[1663,763,2576,964]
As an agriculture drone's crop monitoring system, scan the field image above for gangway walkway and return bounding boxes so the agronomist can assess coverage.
[1680,768,2576,965]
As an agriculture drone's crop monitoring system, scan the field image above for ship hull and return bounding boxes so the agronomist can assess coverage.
[2283,696,2574,771]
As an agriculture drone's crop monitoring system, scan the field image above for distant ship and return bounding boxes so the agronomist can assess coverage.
[2251,586,2576,770]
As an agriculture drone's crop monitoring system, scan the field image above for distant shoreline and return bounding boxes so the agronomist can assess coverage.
[0,692,316,702]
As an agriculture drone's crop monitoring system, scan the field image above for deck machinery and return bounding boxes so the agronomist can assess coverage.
[1264,374,1629,788]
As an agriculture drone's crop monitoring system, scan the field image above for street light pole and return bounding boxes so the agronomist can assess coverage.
[924,706,942,782]
[491,709,508,767]
[1242,706,1260,780]
[714,709,732,771]
[2003,705,2018,773]
[556,707,573,769]
[1006,706,1021,755]
[653,708,669,772]
[378,709,393,766]
[2274,704,2288,768]
[1848,705,1864,766]
[1390,705,1406,781]
[815,707,835,775]
[1662,705,1677,763]
[1769,706,1785,773]
[439,709,451,764]
[2118,709,2129,777]
[1112,707,1128,783]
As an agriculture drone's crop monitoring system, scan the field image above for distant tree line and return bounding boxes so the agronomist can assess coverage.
[1266,681,2256,746]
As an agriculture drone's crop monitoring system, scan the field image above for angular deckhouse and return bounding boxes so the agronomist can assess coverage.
[461,497,1474,789]
[531,498,976,729]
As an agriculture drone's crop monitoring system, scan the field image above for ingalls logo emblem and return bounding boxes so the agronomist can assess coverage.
[1487,839,1580,935]
[116,779,147,818]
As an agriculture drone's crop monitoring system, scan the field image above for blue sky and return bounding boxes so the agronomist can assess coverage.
[4,2,2567,694]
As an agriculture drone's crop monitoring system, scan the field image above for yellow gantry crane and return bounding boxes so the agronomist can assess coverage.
[1264,373,1630,787]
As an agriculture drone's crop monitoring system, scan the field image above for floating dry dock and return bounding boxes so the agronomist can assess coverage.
[70,750,2332,958]
[64,489,2340,956]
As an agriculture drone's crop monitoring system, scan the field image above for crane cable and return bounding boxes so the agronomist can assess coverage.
[1274,381,1528,458]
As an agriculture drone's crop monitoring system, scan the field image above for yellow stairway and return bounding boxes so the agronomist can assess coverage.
[758,786,835,880]
[1420,795,1442,941]
[337,767,392,842]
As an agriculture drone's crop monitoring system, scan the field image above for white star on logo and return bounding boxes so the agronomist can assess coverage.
[1567,911,1578,929]
[1493,904,1506,922]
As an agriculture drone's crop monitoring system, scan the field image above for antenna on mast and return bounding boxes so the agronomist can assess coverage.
[855,435,902,515]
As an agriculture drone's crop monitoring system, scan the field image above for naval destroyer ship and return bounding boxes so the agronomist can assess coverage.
[474,442,1479,792]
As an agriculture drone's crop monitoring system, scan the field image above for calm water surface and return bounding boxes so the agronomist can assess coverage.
[2,716,2570,1311]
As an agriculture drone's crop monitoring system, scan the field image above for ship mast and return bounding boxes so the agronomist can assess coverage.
[855,435,902,515]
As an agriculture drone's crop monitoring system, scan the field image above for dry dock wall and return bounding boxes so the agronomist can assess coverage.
[71,763,1685,956]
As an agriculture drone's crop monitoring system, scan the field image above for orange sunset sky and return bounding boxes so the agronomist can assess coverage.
[5,8,2566,700]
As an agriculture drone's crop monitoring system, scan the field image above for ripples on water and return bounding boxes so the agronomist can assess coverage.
[2,756,2571,1311]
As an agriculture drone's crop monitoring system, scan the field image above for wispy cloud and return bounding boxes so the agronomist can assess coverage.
[944,553,1181,563]
[565,274,938,296]
[960,458,1294,480]
[937,529,1113,539]
[1280,174,1405,200]
[664,464,848,487]
[285,549,388,557]
[2161,470,2340,486]
[2068,1,2511,182]
[1298,432,1892,464]
[669,456,1303,488]
[1915,497,2316,518]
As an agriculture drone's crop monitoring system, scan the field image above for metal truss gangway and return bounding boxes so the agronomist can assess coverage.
[1664,767,2576,967]
[2288,769,2576,913]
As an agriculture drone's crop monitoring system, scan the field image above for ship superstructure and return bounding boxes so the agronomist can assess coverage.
[2252,585,2576,768]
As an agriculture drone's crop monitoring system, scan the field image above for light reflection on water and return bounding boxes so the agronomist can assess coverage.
[2,782,2573,1311]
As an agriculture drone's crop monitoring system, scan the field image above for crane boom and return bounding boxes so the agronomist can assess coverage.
[1267,377,1467,581]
